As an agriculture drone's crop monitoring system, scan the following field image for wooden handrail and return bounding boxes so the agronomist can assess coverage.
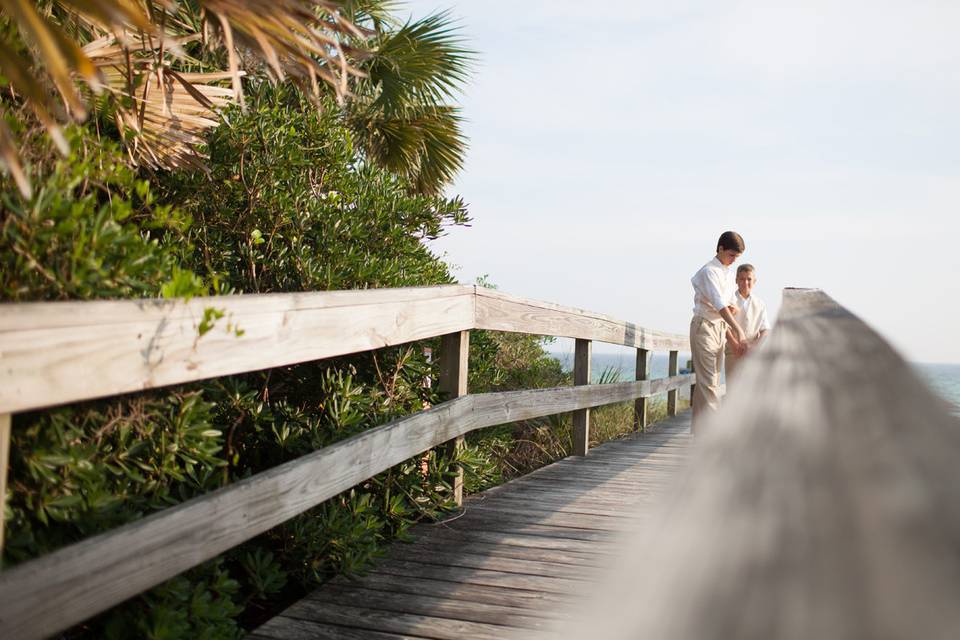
[563,288,960,639]
[0,285,691,639]
[0,285,687,415]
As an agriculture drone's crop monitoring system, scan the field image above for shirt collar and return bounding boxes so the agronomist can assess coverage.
[710,256,727,271]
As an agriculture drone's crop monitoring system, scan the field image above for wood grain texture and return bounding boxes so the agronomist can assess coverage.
[562,289,960,640]
[1,285,693,415]
[474,288,688,351]
[666,350,679,416]
[0,285,475,414]
[572,339,592,456]
[440,331,470,505]
[634,348,650,432]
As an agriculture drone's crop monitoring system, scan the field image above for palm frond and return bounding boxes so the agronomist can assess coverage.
[83,33,237,170]
[350,103,466,195]
[338,0,402,33]
[202,0,366,105]
[365,11,472,113]
[347,10,473,193]
[0,0,369,196]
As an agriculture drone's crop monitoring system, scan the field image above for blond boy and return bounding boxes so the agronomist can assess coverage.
[690,231,747,429]
[724,264,770,381]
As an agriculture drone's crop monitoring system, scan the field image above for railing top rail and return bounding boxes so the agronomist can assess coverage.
[0,285,689,414]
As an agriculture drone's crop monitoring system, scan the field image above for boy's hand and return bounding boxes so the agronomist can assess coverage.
[736,328,748,346]
[726,304,738,316]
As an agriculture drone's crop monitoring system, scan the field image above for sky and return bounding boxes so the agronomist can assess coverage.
[404,0,960,363]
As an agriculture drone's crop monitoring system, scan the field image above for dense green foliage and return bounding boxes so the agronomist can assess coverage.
[161,84,468,294]
[0,124,189,301]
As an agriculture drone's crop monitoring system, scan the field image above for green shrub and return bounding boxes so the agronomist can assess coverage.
[0,124,197,302]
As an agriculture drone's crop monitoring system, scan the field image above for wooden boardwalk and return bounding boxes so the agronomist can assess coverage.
[250,412,693,640]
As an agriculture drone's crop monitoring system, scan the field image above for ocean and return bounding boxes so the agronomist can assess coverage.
[550,351,960,417]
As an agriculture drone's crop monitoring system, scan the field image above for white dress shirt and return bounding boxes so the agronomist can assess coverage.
[734,290,771,340]
[691,257,736,321]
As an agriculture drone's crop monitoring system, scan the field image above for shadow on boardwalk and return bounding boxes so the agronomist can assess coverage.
[250,412,693,640]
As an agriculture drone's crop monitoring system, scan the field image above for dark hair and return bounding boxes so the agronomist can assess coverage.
[737,263,755,275]
[717,231,745,253]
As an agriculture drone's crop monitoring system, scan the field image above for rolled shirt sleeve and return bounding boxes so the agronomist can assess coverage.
[702,268,729,313]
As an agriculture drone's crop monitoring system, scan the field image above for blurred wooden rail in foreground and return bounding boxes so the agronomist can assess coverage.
[0,285,690,639]
[560,288,960,640]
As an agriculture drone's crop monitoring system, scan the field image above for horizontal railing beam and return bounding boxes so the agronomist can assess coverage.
[0,286,475,414]
[0,286,689,415]
[0,375,693,639]
[474,288,689,351]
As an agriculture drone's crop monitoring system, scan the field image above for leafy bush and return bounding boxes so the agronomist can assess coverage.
[159,84,469,294]
[0,123,196,301]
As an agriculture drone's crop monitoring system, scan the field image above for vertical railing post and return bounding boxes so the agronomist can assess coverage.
[439,331,469,506]
[687,358,695,412]
[634,348,650,432]
[667,350,679,416]
[0,413,10,560]
[573,338,592,456]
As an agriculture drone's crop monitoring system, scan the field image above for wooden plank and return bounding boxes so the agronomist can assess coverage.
[0,284,695,415]
[264,601,555,640]
[0,414,8,558]
[452,505,639,534]
[667,350,679,416]
[382,544,590,581]
[467,375,695,427]
[475,288,688,351]
[294,585,558,630]
[0,285,476,414]
[331,570,573,612]
[634,348,650,432]
[253,615,436,640]
[562,289,960,640]
[371,559,584,594]
[572,339,591,456]
[434,518,609,543]
[467,495,643,519]
[403,526,604,554]
[481,481,645,504]
[395,535,603,567]
[439,331,470,506]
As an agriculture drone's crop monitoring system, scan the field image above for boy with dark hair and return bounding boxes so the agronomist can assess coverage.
[690,231,747,430]
[724,263,770,381]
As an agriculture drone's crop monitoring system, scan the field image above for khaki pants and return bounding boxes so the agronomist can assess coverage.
[690,315,726,427]
[724,345,742,382]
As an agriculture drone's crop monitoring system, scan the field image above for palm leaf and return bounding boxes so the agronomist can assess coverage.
[350,103,466,195]
[83,33,237,170]
[364,12,472,113]
[0,0,368,196]
[347,11,473,193]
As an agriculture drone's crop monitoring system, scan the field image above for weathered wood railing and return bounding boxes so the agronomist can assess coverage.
[563,288,960,639]
[0,284,692,639]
